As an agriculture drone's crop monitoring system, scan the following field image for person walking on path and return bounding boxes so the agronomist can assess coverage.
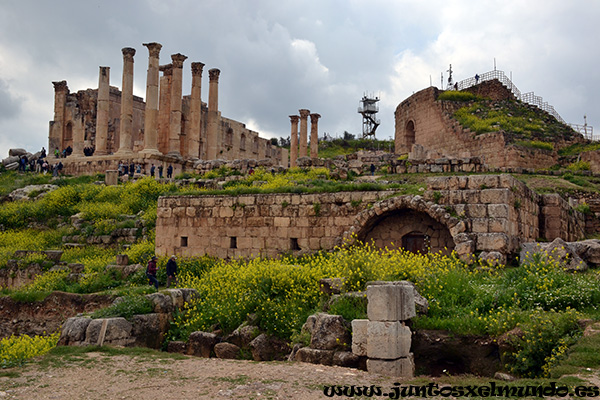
[146,256,159,291]
[166,255,178,288]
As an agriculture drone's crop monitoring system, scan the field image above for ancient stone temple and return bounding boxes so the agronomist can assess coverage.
[48,43,287,175]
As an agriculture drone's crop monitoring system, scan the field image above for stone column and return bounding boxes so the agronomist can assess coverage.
[168,53,187,156]
[49,81,69,154]
[187,62,204,158]
[298,109,310,158]
[140,42,162,155]
[116,47,136,155]
[289,115,299,168]
[72,114,85,157]
[95,67,110,156]
[157,64,172,154]
[310,113,321,158]
[206,68,221,160]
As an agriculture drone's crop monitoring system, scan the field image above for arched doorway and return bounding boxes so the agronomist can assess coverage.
[360,209,454,255]
[405,120,415,148]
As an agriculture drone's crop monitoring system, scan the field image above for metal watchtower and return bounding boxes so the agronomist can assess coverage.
[358,94,380,139]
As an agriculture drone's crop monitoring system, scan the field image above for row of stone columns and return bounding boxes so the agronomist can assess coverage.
[289,110,321,167]
[94,43,221,159]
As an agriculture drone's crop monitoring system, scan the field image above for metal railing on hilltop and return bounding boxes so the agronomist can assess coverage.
[454,69,566,123]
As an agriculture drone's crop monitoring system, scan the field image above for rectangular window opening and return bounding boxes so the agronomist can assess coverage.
[180,236,188,247]
[230,236,237,249]
[290,237,300,251]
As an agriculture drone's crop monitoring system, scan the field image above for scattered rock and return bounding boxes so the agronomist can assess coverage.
[293,347,334,365]
[187,331,219,358]
[309,313,351,351]
[249,333,291,361]
[223,324,259,348]
[214,342,240,359]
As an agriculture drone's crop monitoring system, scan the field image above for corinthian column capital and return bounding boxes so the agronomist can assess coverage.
[209,68,221,82]
[289,115,300,123]
[170,53,188,68]
[310,113,321,122]
[52,80,69,92]
[191,62,205,76]
[122,47,136,60]
[143,42,162,58]
[299,109,310,118]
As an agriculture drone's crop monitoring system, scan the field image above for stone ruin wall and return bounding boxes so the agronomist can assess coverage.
[155,174,585,262]
[48,44,287,177]
[394,82,560,170]
[155,191,396,259]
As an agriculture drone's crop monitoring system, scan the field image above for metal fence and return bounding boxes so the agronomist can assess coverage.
[453,69,567,124]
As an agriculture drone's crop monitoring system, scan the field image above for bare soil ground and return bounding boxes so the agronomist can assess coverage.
[1,351,599,400]
[0,352,406,400]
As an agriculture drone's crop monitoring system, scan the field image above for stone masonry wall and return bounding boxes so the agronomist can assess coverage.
[426,174,541,258]
[394,84,559,169]
[156,191,397,259]
[155,175,585,261]
[540,194,585,242]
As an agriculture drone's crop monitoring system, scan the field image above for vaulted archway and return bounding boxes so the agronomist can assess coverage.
[344,195,461,255]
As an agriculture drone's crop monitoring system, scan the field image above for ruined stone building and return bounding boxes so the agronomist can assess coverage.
[394,76,584,169]
[155,174,584,264]
[48,43,287,175]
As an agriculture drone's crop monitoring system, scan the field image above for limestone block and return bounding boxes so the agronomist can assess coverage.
[310,313,351,350]
[367,283,416,321]
[366,321,411,359]
[351,319,368,356]
[367,353,415,378]
[249,333,291,361]
[85,318,133,346]
[476,233,509,252]
[145,292,174,314]
[132,313,170,349]
[367,355,414,378]
[214,342,241,359]
[480,189,509,204]
[187,331,218,358]
[293,347,334,365]
[105,170,119,186]
[333,351,362,368]
[471,218,489,233]
[464,204,487,218]
[489,218,509,233]
[58,317,92,346]
[488,204,509,219]
[163,289,184,309]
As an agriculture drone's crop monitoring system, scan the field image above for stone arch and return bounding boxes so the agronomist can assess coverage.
[405,120,416,149]
[342,195,467,256]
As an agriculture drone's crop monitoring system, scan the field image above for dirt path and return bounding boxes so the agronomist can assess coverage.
[2,351,600,400]
[0,353,405,400]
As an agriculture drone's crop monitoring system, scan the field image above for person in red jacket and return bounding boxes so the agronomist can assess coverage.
[146,256,159,291]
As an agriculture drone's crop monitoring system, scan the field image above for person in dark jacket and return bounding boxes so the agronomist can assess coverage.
[166,255,178,288]
[146,256,159,291]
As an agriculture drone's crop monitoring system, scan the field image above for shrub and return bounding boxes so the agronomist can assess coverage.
[0,332,60,368]
[567,160,591,172]
[437,91,480,102]
[92,295,154,320]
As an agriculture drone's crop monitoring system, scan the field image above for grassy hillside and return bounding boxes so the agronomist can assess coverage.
[1,167,600,378]
[439,91,582,148]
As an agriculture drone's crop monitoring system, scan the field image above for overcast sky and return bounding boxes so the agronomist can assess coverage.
[0,0,598,158]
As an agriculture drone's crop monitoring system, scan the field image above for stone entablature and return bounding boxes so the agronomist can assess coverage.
[155,174,585,262]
